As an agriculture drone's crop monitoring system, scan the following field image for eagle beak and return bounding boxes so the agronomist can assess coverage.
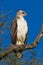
[25,13,27,16]
[22,11,27,16]
[25,12,27,16]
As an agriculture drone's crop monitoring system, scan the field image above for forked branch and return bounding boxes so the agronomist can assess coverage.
[0,23,43,60]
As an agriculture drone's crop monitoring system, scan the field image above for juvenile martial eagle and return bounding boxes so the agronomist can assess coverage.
[10,10,28,46]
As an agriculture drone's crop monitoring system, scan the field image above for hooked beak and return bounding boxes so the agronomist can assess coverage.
[25,13,27,16]
[22,11,27,16]
[24,12,27,16]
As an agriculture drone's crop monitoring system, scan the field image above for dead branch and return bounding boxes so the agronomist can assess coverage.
[0,23,43,60]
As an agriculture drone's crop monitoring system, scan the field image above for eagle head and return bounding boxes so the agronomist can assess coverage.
[16,10,27,17]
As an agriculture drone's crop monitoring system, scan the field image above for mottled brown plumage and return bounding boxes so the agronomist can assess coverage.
[10,18,17,44]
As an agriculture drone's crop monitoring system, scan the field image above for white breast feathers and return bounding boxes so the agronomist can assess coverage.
[16,17,28,45]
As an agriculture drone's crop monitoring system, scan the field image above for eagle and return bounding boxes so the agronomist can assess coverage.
[10,10,28,46]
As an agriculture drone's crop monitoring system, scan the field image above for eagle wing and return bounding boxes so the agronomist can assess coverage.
[10,18,17,45]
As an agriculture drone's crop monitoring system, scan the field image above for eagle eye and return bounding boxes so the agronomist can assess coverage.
[22,12,25,14]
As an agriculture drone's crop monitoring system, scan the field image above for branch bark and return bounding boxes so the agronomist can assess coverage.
[0,23,43,60]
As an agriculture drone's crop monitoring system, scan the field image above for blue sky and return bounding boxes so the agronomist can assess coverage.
[0,0,43,59]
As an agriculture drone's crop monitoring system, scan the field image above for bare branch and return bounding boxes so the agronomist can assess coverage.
[0,23,43,59]
[0,45,15,59]
[41,23,43,36]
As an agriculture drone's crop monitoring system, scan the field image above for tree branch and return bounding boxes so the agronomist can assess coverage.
[0,23,43,60]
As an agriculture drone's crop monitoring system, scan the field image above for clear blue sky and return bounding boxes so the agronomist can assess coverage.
[0,0,43,59]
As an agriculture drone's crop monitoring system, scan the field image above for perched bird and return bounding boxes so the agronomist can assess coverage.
[10,10,28,46]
